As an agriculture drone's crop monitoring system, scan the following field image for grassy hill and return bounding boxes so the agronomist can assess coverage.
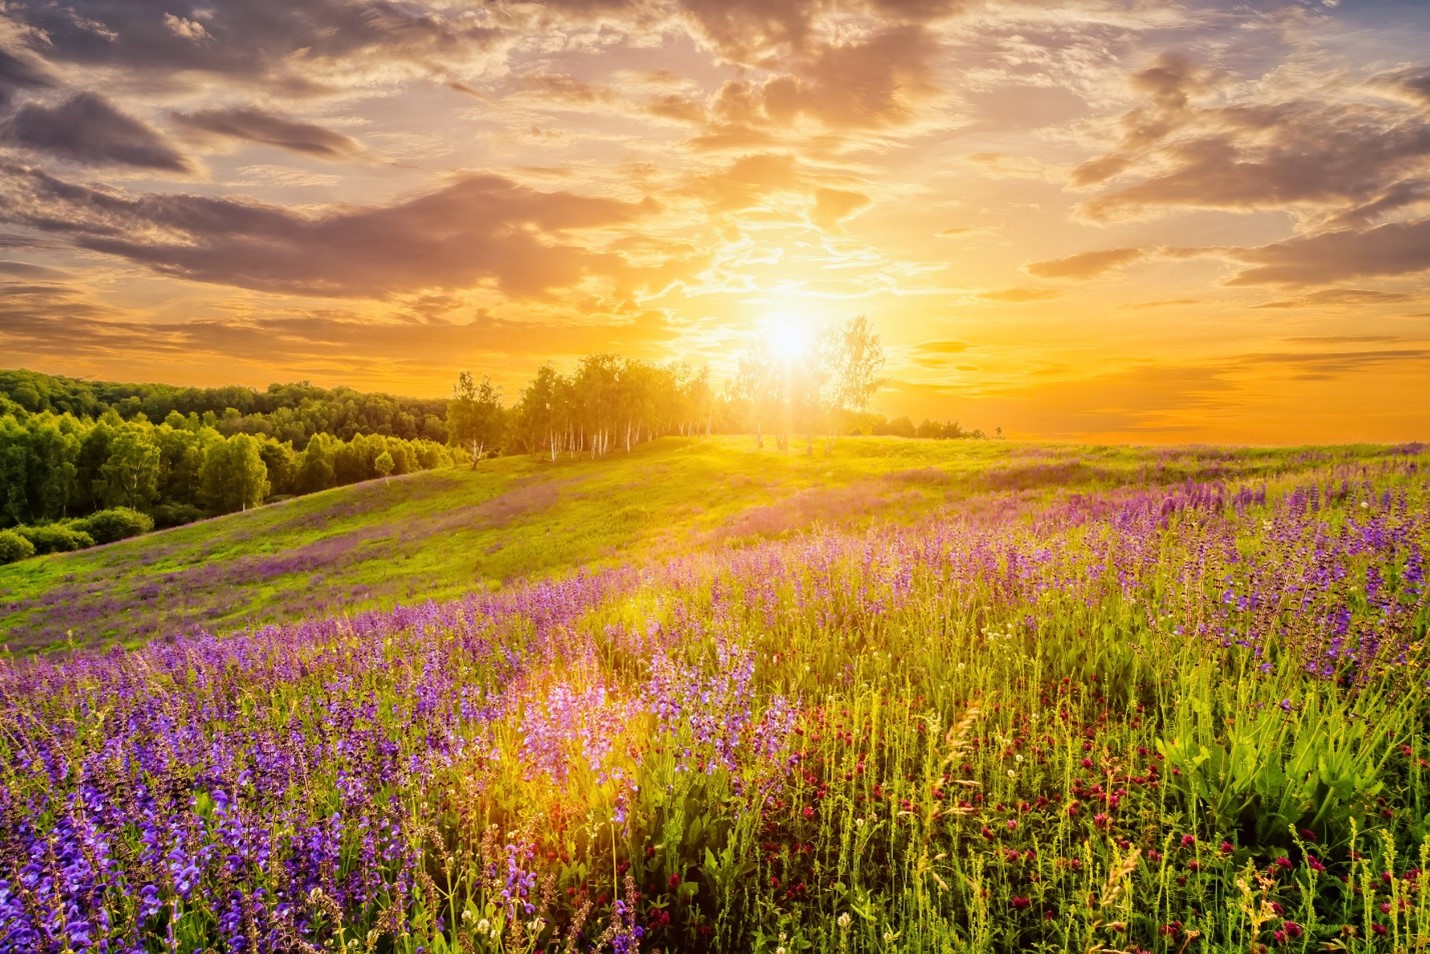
[0,436,1405,651]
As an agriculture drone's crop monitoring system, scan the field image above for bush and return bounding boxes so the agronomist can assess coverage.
[73,507,155,544]
[16,524,96,555]
[150,502,207,529]
[0,529,36,565]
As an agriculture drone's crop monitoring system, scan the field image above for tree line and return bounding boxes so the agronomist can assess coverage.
[0,370,448,448]
[447,316,904,463]
[0,408,454,564]
[0,317,1004,563]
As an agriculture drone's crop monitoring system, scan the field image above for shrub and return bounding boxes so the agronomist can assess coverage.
[150,502,207,529]
[16,524,96,555]
[0,529,36,565]
[73,507,155,544]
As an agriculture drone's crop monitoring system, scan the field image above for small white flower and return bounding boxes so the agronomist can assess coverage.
[838,912,852,930]
[1006,769,1016,779]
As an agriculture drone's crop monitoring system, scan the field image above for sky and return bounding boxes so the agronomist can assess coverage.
[1,0,1429,443]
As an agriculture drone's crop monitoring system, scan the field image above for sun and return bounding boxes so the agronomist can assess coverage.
[760,314,815,365]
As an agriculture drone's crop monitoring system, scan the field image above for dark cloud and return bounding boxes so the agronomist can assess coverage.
[0,0,503,91]
[1025,247,1147,280]
[0,44,54,108]
[173,107,367,160]
[1,93,192,172]
[1076,53,1430,224]
[0,293,682,373]
[693,22,939,146]
[0,165,668,298]
[1374,66,1430,109]
[1228,219,1430,286]
[0,260,68,279]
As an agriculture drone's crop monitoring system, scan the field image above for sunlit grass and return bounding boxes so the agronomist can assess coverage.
[1,440,1426,951]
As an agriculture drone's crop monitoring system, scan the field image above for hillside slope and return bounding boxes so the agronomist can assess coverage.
[0,436,1400,650]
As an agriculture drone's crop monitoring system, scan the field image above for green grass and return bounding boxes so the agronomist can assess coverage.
[2,437,1427,952]
[0,436,1407,651]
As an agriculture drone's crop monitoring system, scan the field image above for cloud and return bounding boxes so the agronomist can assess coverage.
[1234,348,1430,381]
[0,92,193,172]
[0,165,670,298]
[0,0,505,92]
[1253,288,1415,309]
[1129,298,1198,309]
[761,25,939,129]
[1025,247,1147,280]
[515,72,616,106]
[810,187,871,229]
[1373,66,1430,110]
[0,44,54,108]
[1228,219,1430,286]
[162,13,210,43]
[978,286,1058,302]
[0,260,67,279]
[1075,53,1430,225]
[689,152,802,212]
[910,339,972,366]
[0,290,683,381]
[174,107,367,160]
[677,0,821,62]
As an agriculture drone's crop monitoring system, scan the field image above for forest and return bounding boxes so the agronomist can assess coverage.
[0,318,999,564]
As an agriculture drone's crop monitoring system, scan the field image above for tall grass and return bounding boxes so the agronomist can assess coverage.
[1,451,1426,952]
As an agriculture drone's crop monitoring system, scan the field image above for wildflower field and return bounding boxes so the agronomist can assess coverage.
[2,440,1428,953]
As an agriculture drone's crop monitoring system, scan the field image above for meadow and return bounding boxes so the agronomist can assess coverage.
[1,438,1427,953]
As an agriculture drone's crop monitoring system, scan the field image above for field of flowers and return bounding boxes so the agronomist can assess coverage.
[2,446,1428,953]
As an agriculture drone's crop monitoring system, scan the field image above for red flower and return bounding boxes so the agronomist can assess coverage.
[1011,896,1030,910]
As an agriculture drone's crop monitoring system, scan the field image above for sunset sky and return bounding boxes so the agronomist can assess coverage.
[2,0,1429,442]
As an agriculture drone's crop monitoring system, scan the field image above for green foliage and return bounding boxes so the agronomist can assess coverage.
[448,371,504,463]
[1157,658,1412,852]
[16,524,95,555]
[74,507,154,544]
[0,368,447,444]
[199,433,270,513]
[98,423,161,510]
[149,501,207,529]
[0,528,35,564]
